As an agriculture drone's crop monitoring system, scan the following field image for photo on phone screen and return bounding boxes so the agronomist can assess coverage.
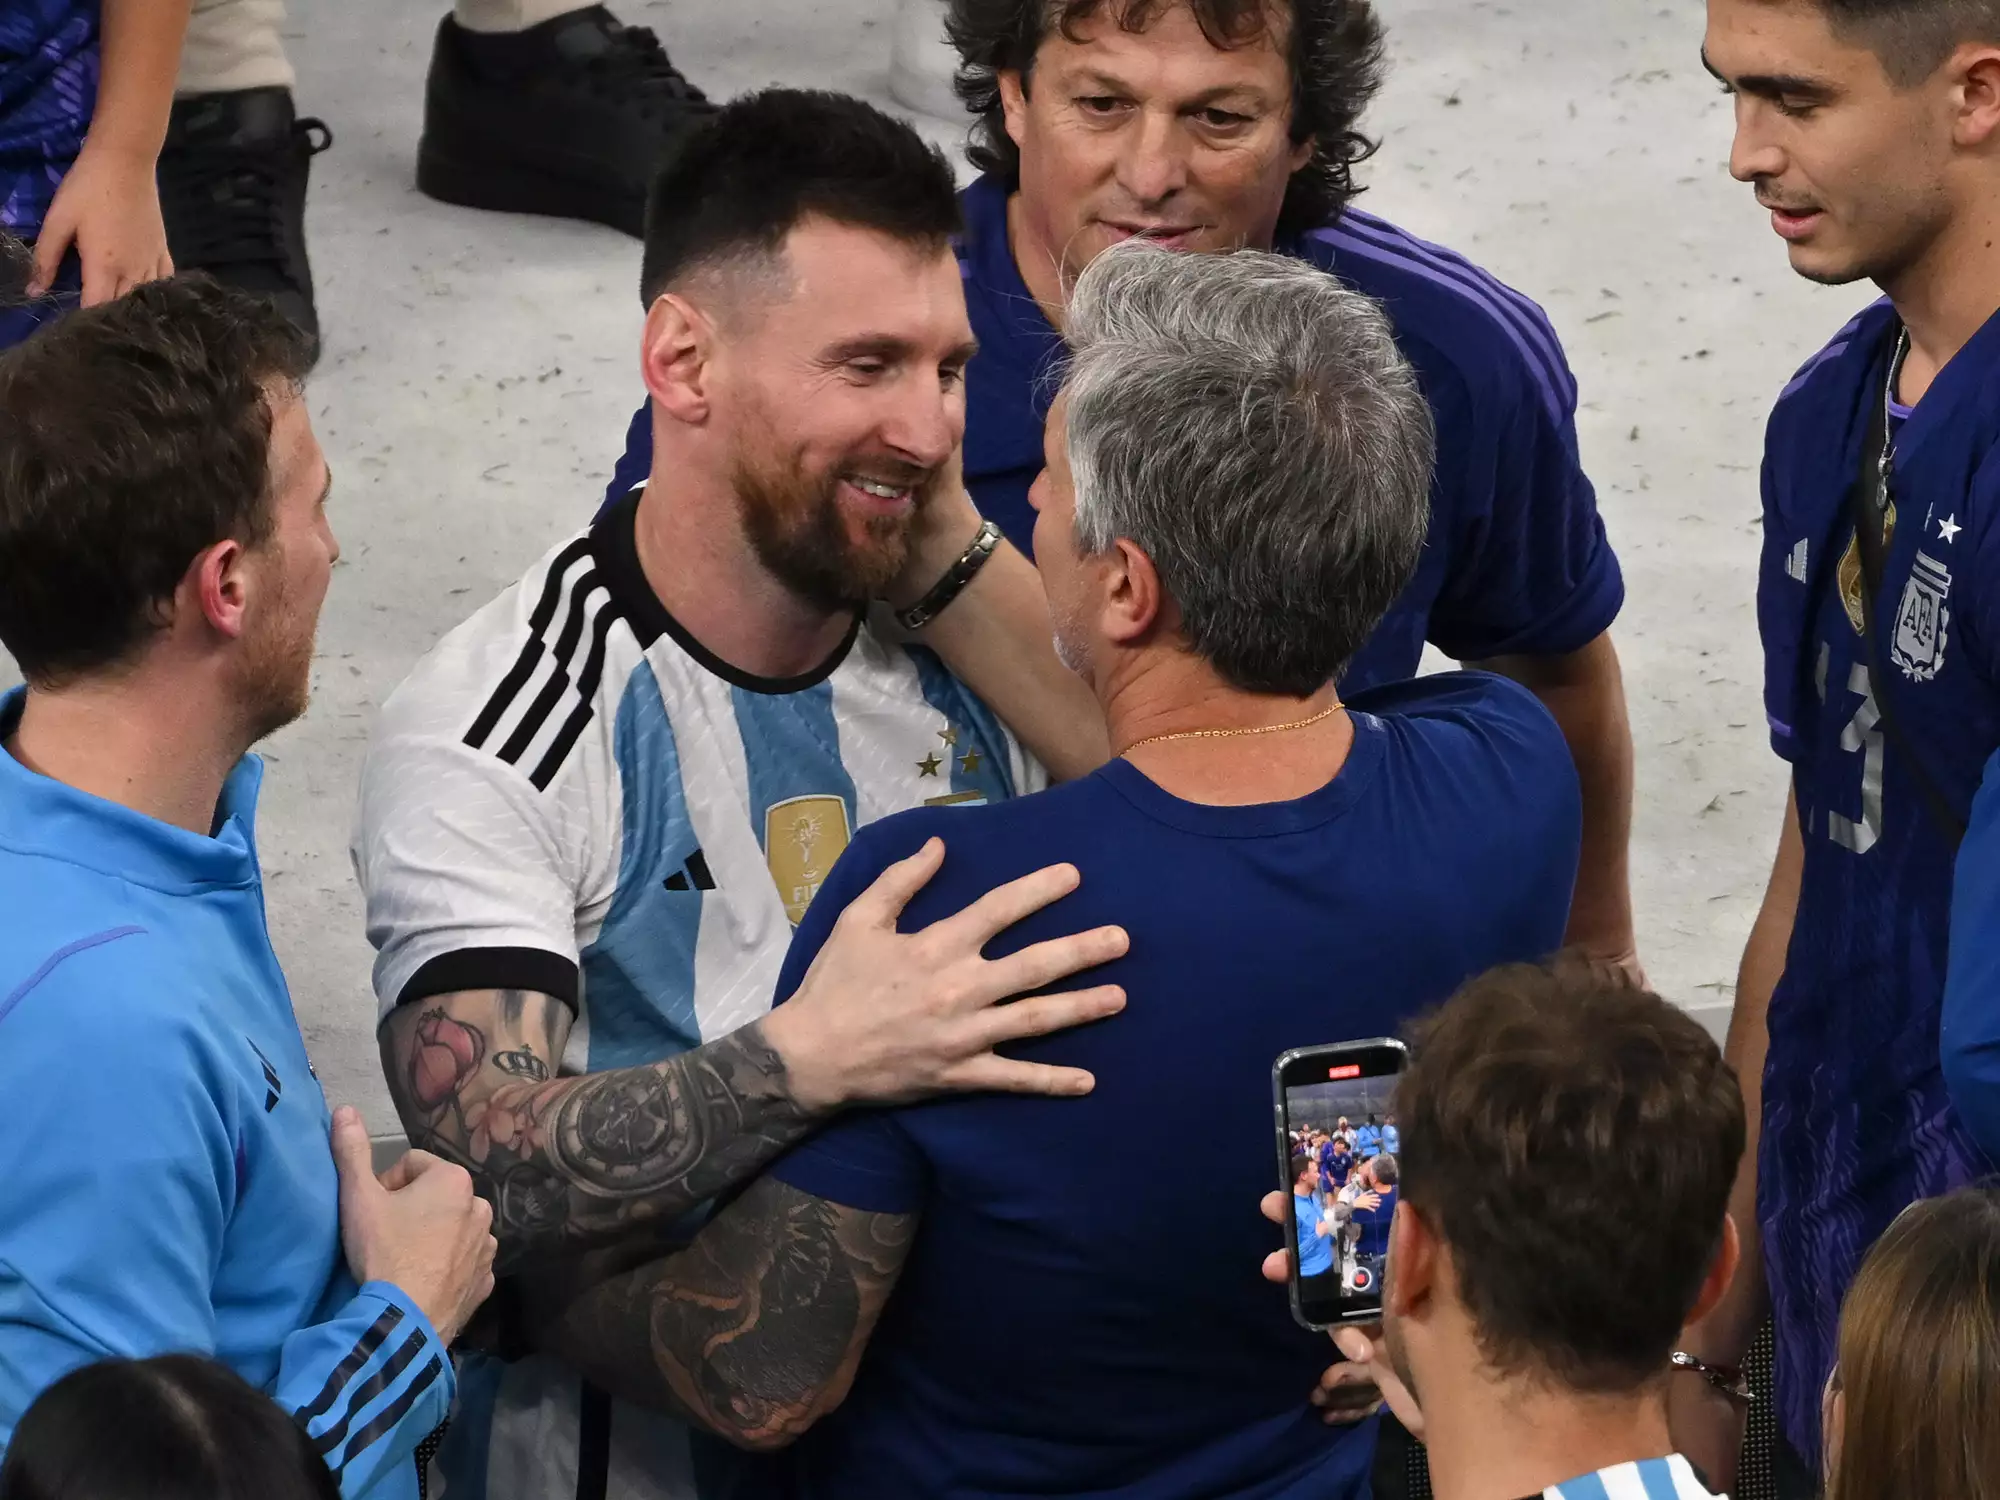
[1273,1040,1407,1329]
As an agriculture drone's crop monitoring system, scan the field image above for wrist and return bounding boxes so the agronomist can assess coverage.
[75,131,165,169]
[757,1008,845,1116]
[895,519,1002,630]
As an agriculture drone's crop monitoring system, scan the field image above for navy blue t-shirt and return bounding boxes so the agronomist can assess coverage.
[603,176,1624,693]
[763,672,1582,1500]
[1757,297,2000,1463]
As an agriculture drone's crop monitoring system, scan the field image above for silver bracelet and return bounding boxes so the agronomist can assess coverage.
[896,520,1002,631]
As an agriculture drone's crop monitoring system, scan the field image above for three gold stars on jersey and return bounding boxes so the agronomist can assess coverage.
[917,724,982,778]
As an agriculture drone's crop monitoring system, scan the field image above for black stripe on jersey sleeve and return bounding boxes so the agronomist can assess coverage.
[395,946,581,1014]
[313,1329,430,1458]
[292,1306,405,1427]
[497,571,606,767]
[529,596,620,791]
[332,1356,447,1484]
[464,536,593,751]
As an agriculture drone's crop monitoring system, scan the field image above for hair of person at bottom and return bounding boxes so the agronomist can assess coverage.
[1394,953,1745,1394]
[1809,0,2000,85]
[0,231,29,304]
[1059,240,1433,695]
[1826,1184,2000,1500]
[1369,1152,1398,1186]
[0,1355,340,1500]
[947,0,1385,237]
[638,88,962,308]
[0,273,312,688]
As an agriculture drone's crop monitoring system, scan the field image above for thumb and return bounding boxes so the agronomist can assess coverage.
[1332,1326,1377,1364]
[330,1107,380,1190]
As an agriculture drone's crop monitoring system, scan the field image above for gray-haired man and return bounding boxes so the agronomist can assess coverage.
[529,244,1586,1499]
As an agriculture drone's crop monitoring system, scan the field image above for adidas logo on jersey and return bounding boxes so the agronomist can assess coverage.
[662,850,715,893]
[1785,537,1809,583]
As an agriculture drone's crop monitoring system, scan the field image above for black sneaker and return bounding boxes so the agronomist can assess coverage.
[158,87,331,362]
[416,7,715,238]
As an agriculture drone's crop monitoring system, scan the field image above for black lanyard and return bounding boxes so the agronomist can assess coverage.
[1848,321,1967,847]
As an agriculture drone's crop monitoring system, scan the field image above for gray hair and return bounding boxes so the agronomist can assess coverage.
[1060,242,1434,696]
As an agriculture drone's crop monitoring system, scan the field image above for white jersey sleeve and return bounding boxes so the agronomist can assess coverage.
[351,536,626,1023]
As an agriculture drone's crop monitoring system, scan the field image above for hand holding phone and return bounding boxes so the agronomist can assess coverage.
[1272,1038,1407,1330]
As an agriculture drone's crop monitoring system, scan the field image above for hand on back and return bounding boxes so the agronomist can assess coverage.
[766,838,1129,1111]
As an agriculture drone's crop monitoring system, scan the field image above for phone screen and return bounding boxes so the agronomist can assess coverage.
[1273,1040,1407,1329]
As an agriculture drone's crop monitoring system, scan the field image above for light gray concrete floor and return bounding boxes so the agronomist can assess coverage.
[1,0,1871,1126]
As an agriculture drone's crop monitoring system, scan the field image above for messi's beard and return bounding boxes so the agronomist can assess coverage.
[733,444,932,615]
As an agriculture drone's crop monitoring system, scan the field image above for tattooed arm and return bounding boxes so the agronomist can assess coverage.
[379,989,813,1268]
[378,839,1132,1267]
[534,1175,916,1449]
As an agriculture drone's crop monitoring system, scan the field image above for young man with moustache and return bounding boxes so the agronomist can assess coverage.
[1684,2,2000,1491]
[354,90,1129,1500]
[605,0,1641,981]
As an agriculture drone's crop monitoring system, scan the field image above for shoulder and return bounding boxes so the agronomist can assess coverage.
[369,526,648,798]
[1348,670,1574,795]
[1768,299,1896,441]
[1297,209,1576,423]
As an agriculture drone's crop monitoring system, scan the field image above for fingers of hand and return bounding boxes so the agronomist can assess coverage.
[848,838,945,927]
[1311,1360,1382,1421]
[1260,1191,1286,1227]
[1261,1249,1290,1285]
[979,926,1128,1002]
[972,985,1125,1048]
[1332,1326,1379,1364]
[945,1054,1098,1098]
[943,862,1083,949]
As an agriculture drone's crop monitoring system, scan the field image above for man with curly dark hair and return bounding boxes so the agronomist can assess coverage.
[602,2,1637,980]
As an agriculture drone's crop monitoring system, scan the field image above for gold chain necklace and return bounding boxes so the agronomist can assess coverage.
[1123,700,1344,754]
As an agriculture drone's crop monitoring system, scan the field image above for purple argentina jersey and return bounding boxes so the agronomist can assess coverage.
[1756,296,2000,1465]
[0,0,98,238]
[604,174,1624,693]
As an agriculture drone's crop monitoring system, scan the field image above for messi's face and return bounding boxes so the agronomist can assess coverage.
[1001,0,1313,290]
[1704,0,1956,289]
[720,218,978,611]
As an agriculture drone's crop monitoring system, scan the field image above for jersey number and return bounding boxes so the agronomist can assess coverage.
[1820,644,1883,854]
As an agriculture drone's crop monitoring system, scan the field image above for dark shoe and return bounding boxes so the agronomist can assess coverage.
[416,7,714,238]
[158,87,331,362]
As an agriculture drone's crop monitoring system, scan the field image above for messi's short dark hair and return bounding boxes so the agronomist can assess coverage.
[0,275,312,685]
[1396,955,1745,1393]
[947,0,1385,236]
[639,89,962,306]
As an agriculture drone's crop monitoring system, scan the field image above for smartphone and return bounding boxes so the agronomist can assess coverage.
[1272,1038,1409,1330]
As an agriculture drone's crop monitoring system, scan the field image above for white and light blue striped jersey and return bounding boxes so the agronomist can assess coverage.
[1537,1455,1724,1500]
[350,486,1044,1500]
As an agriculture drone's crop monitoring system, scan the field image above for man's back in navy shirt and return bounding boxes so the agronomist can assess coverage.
[602,174,1622,696]
[763,673,1582,1499]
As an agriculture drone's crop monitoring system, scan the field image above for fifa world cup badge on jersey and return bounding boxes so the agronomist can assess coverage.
[767,794,852,925]
[1891,551,1952,681]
